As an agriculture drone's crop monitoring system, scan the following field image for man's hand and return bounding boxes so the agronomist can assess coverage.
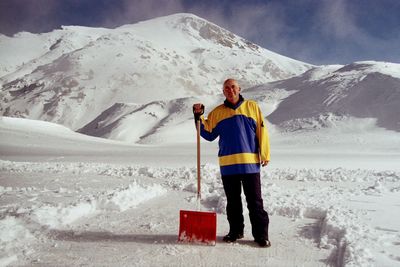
[261,161,269,167]
[193,103,204,121]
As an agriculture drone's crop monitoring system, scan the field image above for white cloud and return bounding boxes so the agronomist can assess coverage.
[101,0,185,27]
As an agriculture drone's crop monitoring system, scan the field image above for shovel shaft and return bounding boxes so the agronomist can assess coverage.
[196,119,201,200]
[177,118,217,246]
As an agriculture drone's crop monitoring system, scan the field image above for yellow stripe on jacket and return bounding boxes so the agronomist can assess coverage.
[219,153,260,166]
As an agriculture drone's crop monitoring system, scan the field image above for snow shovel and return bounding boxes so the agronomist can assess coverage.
[178,119,217,245]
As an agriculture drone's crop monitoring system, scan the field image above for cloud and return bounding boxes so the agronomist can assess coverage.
[317,0,361,39]
[311,0,400,64]
[211,0,400,65]
[100,0,186,28]
[189,1,290,42]
[0,0,59,35]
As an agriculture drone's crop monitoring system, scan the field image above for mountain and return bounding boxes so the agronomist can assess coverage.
[261,61,400,132]
[0,13,311,130]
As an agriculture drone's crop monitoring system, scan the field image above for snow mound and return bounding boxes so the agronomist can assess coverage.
[99,182,166,212]
[31,181,166,228]
[32,202,99,228]
[0,216,35,266]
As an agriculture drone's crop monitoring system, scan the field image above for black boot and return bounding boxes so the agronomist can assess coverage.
[254,239,271,247]
[223,232,244,243]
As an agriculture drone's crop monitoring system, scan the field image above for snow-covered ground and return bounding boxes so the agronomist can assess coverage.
[1,12,400,267]
[1,116,400,266]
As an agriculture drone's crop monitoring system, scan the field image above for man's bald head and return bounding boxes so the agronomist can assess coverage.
[223,78,239,87]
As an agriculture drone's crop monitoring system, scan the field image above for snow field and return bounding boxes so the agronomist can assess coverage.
[0,161,166,265]
[1,160,399,266]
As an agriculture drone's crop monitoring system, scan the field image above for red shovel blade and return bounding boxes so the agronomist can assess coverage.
[178,210,217,245]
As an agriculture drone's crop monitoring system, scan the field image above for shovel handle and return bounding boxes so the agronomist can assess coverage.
[196,119,201,201]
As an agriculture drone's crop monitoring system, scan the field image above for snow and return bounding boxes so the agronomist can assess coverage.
[1,11,400,267]
[265,61,400,132]
[0,216,35,266]
[1,115,400,266]
[0,27,108,79]
[305,61,400,82]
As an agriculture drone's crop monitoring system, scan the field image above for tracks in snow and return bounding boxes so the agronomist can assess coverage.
[4,160,398,265]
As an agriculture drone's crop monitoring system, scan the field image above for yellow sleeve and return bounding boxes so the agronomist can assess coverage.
[199,104,226,133]
[256,105,270,161]
[198,109,219,141]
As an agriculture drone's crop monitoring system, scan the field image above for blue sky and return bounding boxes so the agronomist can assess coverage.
[1,0,399,65]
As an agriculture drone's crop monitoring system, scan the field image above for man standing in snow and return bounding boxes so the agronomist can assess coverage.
[193,78,271,247]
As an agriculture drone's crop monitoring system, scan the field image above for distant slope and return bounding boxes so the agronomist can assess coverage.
[77,96,223,144]
[0,27,108,79]
[0,13,311,130]
[259,61,400,132]
[0,116,127,151]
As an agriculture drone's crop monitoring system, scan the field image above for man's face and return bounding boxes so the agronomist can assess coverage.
[223,80,241,104]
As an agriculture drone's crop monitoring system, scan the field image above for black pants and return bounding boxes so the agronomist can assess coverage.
[221,173,269,240]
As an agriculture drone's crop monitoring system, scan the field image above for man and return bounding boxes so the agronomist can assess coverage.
[193,78,271,247]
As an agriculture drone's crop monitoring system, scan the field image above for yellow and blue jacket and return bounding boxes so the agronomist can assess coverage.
[199,95,270,175]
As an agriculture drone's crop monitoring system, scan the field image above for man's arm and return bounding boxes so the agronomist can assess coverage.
[255,104,270,167]
[193,103,219,141]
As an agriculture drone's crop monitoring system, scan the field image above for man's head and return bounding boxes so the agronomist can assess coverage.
[223,78,241,105]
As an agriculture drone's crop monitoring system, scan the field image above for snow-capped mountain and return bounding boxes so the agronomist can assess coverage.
[263,61,400,132]
[0,13,311,130]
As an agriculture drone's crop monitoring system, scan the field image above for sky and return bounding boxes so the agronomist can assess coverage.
[1,0,399,65]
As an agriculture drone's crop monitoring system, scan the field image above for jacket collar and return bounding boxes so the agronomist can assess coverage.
[224,94,244,110]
